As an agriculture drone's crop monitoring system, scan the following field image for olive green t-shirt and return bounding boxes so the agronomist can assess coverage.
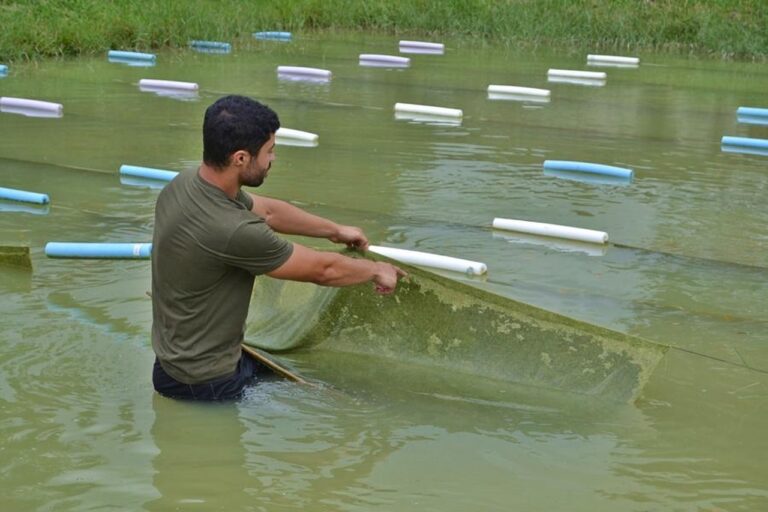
[151,171,293,384]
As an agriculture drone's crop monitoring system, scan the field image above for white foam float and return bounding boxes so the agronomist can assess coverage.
[487,85,550,97]
[277,66,332,81]
[276,128,319,147]
[492,218,608,244]
[587,54,639,65]
[548,69,606,80]
[369,245,487,275]
[0,97,63,115]
[359,54,410,67]
[399,40,444,54]
[394,102,462,119]
[138,79,198,91]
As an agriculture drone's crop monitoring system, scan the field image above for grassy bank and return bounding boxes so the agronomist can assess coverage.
[1,0,766,62]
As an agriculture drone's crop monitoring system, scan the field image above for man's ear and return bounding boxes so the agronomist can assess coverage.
[231,150,249,166]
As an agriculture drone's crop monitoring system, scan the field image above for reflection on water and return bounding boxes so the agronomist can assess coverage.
[0,32,766,511]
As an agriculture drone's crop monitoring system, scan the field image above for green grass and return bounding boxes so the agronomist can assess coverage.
[0,0,766,62]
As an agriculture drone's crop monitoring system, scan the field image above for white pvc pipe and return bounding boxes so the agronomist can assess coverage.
[394,103,462,118]
[276,128,318,142]
[369,245,487,275]
[399,40,444,51]
[0,97,63,114]
[138,79,198,91]
[492,218,608,244]
[487,85,550,97]
[587,54,639,65]
[277,66,332,79]
[547,69,606,80]
[359,54,410,66]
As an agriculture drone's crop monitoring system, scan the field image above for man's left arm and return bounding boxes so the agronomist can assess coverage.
[249,193,368,249]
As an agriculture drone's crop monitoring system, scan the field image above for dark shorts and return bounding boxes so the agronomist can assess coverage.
[153,351,270,401]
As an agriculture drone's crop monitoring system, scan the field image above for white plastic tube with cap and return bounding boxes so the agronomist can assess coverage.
[369,245,487,275]
[277,66,332,79]
[138,79,198,91]
[359,54,410,66]
[547,69,606,80]
[492,218,608,244]
[0,97,63,114]
[394,103,462,118]
[276,128,318,142]
[587,54,639,65]
[399,40,444,51]
[487,85,550,97]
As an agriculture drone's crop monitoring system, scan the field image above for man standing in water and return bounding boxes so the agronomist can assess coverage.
[151,95,405,400]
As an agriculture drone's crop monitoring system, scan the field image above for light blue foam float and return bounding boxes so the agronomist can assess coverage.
[253,31,292,41]
[107,50,156,62]
[0,64,7,75]
[543,160,633,179]
[189,40,231,52]
[543,169,632,186]
[0,186,50,204]
[721,136,768,150]
[45,242,152,259]
[119,164,178,182]
[736,107,768,117]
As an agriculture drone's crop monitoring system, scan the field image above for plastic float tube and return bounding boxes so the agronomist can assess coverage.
[587,54,639,65]
[138,79,198,91]
[119,165,178,182]
[487,85,550,97]
[369,245,487,275]
[189,40,231,51]
[275,128,318,143]
[736,107,768,117]
[492,218,608,244]
[253,31,292,41]
[0,64,7,74]
[394,102,462,118]
[277,66,332,80]
[359,54,410,66]
[398,40,444,52]
[721,136,768,150]
[107,50,156,62]
[0,186,50,204]
[45,242,152,259]
[0,97,63,115]
[543,160,633,179]
[547,69,606,80]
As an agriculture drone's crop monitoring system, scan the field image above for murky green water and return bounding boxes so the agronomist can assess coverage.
[1,32,766,510]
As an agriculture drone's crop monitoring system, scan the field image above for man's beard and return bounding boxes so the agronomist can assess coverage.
[242,162,270,187]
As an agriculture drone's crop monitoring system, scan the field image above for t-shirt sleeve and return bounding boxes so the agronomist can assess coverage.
[223,219,294,275]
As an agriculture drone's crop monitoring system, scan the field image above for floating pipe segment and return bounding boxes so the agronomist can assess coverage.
[587,54,639,65]
[492,218,608,244]
[107,50,156,62]
[45,242,152,259]
[253,31,292,41]
[275,128,318,143]
[721,136,768,149]
[394,102,462,119]
[0,97,63,114]
[399,40,444,51]
[359,54,410,66]
[138,79,198,91]
[189,40,231,51]
[276,66,332,80]
[548,69,606,80]
[487,85,550,97]
[119,164,178,182]
[736,107,768,117]
[543,160,633,179]
[0,64,7,74]
[0,186,50,204]
[368,245,487,275]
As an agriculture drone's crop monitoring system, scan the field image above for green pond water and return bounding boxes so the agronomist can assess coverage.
[1,32,767,510]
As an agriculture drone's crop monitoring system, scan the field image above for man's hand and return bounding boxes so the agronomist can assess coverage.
[373,262,408,295]
[330,225,369,251]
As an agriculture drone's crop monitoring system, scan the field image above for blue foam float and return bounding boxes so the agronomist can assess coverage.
[0,186,50,204]
[721,136,768,150]
[736,107,768,118]
[45,242,152,259]
[119,165,178,182]
[543,160,633,179]
[737,115,768,126]
[253,31,292,41]
[189,40,231,51]
[107,50,156,62]
[0,64,7,75]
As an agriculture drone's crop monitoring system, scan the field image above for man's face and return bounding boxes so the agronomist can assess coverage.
[241,133,276,187]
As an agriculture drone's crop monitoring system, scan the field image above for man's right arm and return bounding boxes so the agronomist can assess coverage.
[267,243,406,294]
